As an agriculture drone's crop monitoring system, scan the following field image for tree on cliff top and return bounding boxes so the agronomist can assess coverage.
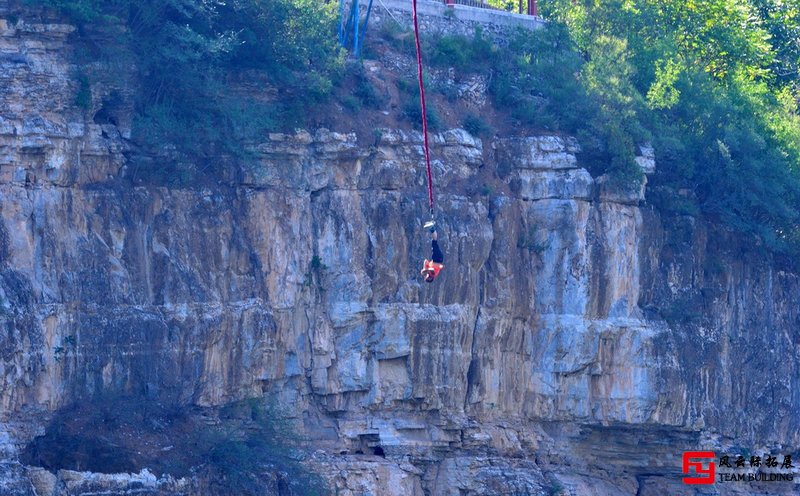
[539,0,800,257]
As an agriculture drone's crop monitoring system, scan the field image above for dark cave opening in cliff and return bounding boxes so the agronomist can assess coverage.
[356,433,386,458]
[92,90,123,127]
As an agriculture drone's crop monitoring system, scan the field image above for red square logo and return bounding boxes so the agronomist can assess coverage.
[682,451,716,484]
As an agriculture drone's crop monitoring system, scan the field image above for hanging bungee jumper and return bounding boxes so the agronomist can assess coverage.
[411,0,445,284]
[339,0,444,282]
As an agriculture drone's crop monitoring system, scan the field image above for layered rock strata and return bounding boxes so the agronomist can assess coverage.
[0,5,798,496]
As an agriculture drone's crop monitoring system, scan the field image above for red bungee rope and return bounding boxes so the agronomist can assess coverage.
[412,0,435,218]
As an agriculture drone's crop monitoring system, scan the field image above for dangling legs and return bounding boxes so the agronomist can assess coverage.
[431,229,443,264]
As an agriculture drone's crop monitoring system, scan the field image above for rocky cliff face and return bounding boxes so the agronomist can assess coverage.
[0,3,799,496]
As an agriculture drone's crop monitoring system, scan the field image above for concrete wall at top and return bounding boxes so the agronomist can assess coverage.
[357,0,545,39]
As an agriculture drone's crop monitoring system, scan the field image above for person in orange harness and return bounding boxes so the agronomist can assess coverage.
[420,221,444,283]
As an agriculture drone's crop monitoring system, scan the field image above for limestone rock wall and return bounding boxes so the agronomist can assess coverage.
[0,3,798,496]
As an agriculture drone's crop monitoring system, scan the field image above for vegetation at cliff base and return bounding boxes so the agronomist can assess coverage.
[21,396,326,495]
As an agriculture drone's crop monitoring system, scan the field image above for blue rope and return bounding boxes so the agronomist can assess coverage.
[353,0,360,55]
[338,0,345,46]
[356,0,374,57]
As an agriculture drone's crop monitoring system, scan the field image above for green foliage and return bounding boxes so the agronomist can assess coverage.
[22,396,325,495]
[305,255,328,290]
[399,78,443,131]
[53,334,77,362]
[342,95,362,113]
[377,19,416,57]
[751,0,800,92]
[348,63,385,110]
[480,24,646,183]
[462,113,494,137]
[486,0,516,12]
[310,255,327,272]
[577,34,648,183]
[647,59,683,110]
[28,0,344,183]
[74,72,91,109]
[517,225,549,254]
[205,399,327,496]
[547,480,566,496]
[489,24,585,128]
[431,35,472,69]
[435,80,460,102]
[23,0,117,24]
[534,0,800,256]
[429,27,496,71]
[402,100,442,131]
